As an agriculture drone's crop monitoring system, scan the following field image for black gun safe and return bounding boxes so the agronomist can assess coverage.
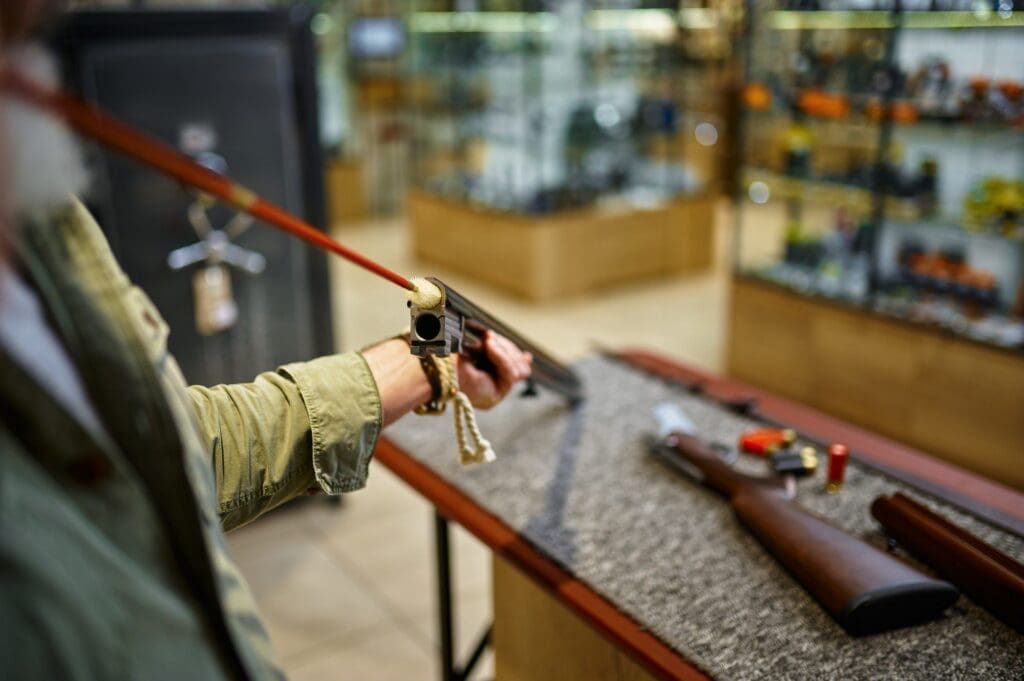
[56,7,334,385]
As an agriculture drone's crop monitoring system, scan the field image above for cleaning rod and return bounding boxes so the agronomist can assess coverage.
[0,68,416,292]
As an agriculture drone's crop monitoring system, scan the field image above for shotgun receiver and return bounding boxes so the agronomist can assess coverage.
[651,404,958,636]
[408,277,583,404]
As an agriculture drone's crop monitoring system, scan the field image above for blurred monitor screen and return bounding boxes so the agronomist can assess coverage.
[348,17,405,59]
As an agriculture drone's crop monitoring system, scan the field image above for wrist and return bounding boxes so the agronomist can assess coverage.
[362,338,434,426]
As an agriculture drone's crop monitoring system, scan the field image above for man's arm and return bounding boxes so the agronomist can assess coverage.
[189,332,530,531]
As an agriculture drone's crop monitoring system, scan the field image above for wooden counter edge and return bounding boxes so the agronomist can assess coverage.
[373,437,712,681]
[615,348,1024,536]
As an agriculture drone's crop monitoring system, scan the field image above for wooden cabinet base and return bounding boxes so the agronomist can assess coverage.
[493,556,657,681]
[408,191,716,301]
[726,277,1024,489]
[324,158,366,224]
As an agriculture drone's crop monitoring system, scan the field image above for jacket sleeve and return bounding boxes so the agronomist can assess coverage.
[187,352,382,531]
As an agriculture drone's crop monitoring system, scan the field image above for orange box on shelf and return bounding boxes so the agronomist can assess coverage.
[798,89,850,119]
[742,82,773,111]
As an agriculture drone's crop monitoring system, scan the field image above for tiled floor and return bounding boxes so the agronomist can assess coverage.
[227,203,733,680]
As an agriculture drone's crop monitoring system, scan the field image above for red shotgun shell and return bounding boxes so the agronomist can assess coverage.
[739,428,796,456]
[826,443,849,493]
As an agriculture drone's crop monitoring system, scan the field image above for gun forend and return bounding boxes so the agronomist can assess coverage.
[408,277,583,404]
[668,433,959,636]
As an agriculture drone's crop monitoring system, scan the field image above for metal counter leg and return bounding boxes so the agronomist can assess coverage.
[435,511,455,681]
[434,510,493,681]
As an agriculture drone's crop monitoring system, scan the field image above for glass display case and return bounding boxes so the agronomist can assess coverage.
[406,0,739,216]
[734,1,1024,351]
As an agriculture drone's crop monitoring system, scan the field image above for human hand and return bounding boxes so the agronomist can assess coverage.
[456,331,533,410]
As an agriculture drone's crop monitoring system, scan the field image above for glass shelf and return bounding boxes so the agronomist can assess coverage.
[408,11,558,34]
[744,86,1024,139]
[769,9,1024,31]
[891,118,1024,138]
[408,8,724,35]
[884,216,1024,244]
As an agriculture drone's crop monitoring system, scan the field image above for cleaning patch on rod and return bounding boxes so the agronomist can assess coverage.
[408,277,442,309]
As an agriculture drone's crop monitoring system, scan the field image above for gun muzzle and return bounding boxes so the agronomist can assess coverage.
[408,277,582,404]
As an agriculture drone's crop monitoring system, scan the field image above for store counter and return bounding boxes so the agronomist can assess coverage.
[375,350,1024,681]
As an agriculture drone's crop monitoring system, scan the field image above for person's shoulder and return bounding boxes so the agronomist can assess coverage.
[19,195,105,246]
[62,196,109,246]
[54,196,129,284]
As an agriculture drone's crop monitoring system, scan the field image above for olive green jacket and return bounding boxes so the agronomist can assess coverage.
[0,200,383,680]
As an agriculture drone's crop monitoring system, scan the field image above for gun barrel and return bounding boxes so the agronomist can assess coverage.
[872,493,1024,632]
[669,434,958,635]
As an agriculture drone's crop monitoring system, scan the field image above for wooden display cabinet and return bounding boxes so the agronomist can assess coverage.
[324,157,366,225]
[408,191,716,302]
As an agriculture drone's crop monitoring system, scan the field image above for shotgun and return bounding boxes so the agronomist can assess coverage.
[872,492,1024,633]
[652,404,958,636]
[408,277,583,404]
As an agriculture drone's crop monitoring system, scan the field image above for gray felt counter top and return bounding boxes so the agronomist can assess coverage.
[383,356,1024,681]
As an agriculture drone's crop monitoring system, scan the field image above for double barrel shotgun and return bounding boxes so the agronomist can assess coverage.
[653,404,959,636]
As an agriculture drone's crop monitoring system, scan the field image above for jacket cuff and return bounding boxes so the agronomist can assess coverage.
[279,353,382,494]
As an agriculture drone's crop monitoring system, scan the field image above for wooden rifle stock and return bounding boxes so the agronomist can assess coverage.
[872,492,1024,633]
[670,434,959,635]
[409,277,582,404]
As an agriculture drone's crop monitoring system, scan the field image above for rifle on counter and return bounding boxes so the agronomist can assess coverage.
[652,404,959,636]
[872,492,1024,633]
[408,277,583,404]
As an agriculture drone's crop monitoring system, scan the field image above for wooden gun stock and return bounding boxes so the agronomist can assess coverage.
[408,277,582,404]
[670,434,959,635]
[872,492,1024,633]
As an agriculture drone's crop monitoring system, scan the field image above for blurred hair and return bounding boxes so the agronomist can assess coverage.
[1,2,57,45]
[1,42,89,219]
[1,1,67,264]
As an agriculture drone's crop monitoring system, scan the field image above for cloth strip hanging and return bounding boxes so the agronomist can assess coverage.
[436,354,496,465]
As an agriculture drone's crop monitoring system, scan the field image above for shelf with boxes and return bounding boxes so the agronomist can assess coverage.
[734,0,1024,350]
[728,0,1024,486]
